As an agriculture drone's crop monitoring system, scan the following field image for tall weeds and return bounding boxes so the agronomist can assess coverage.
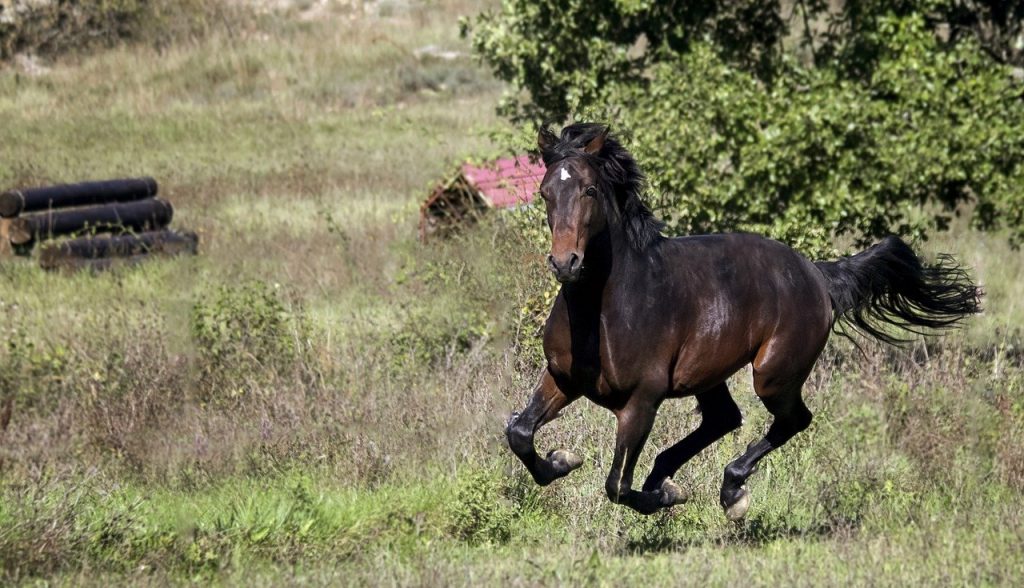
[0,0,240,60]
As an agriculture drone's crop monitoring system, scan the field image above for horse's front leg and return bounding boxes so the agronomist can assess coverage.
[506,371,582,486]
[606,397,686,515]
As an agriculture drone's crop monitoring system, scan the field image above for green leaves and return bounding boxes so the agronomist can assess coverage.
[469,1,1024,254]
[0,0,224,60]
[190,281,310,395]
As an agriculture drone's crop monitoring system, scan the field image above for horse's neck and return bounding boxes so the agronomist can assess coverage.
[604,220,645,276]
[565,225,641,306]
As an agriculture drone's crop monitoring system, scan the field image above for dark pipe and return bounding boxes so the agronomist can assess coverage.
[38,229,198,269]
[0,177,158,218]
[8,198,173,246]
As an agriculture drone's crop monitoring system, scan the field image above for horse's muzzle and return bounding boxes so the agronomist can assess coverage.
[548,252,583,283]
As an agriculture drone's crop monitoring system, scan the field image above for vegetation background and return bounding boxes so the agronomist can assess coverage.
[0,0,1022,585]
[470,0,1024,254]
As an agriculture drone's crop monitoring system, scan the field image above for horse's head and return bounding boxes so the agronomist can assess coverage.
[537,126,609,283]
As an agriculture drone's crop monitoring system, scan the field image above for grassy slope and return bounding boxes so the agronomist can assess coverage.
[1,1,1023,585]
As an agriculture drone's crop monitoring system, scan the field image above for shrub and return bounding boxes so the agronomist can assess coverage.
[0,0,232,60]
[466,1,1024,255]
[190,281,309,391]
[447,469,516,545]
[604,21,1024,255]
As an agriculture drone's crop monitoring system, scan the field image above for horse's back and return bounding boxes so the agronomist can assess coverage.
[662,233,829,312]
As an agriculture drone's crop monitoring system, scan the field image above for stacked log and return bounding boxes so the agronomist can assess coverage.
[0,177,198,270]
[0,178,157,218]
[0,219,11,257]
[38,230,199,271]
[7,198,174,246]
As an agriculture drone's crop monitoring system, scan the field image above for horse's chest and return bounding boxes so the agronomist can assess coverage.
[545,318,649,408]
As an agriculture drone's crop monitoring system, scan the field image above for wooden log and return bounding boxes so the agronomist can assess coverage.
[0,219,11,257]
[8,198,173,246]
[42,253,153,273]
[0,177,158,218]
[38,230,198,269]
[38,230,197,270]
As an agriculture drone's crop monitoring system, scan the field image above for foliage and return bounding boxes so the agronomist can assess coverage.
[386,246,495,369]
[462,0,787,121]
[190,281,308,388]
[501,203,559,361]
[447,468,517,545]
[0,0,232,60]
[0,325,69,405]
[467,1,1024,254]
[1,3,1023,584]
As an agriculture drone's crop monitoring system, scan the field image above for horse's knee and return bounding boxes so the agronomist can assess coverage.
[505,415,534,456]
[699,391,743,433]
[793,405,813,433]
[770,404,813,442]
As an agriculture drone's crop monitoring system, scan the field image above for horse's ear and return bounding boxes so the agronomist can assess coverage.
[537,127,558,153]
[584,127,609,155]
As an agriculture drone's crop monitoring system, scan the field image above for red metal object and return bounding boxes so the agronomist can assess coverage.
[460,155,545,208]
[420,155,547,241]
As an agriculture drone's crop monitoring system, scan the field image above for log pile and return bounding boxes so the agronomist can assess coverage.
[0,177,198,270]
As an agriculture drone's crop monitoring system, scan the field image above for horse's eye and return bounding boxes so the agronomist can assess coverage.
[585,186,598,197]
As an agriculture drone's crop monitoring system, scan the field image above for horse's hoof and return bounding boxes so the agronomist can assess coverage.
[659,478,689,506]
[547,449,583,473]
[724,487,750,521]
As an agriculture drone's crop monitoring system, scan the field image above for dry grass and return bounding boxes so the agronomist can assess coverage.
[1,1,1023,585]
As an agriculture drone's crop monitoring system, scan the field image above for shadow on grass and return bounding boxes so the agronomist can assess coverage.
[622,512,862,555]
[723,514,861,547]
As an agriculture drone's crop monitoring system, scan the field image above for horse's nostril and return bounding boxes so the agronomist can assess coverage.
[569,253,581,271]
[548,253,583,278]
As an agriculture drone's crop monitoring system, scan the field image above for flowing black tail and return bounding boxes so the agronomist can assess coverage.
[815,236,982,344]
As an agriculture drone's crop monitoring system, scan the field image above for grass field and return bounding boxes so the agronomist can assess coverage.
[1,1,1023,585]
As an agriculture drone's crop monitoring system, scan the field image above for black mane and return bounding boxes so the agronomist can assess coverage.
[539,123,664,252]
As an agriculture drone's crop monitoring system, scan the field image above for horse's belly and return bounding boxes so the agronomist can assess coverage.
[670,335,756,395]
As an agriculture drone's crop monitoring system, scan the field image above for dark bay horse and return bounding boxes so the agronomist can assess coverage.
[506,123,981,519]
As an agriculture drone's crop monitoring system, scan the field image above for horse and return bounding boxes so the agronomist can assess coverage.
[505,123,981,519]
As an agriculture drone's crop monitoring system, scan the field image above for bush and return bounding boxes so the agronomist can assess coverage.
[0,0,231,60]
[466,1,1024,254]
[605,20,1024,255]
[190,281,310,391]
[448,469,517,545]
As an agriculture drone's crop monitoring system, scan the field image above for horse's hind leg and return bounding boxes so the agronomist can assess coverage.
[719,372,813,521]
[506,371,582,486]
[641,383,742,498]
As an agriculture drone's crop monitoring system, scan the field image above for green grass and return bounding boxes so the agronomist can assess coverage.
[1,1,1023,585]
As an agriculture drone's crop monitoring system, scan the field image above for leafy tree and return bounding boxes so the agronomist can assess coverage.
[465,0,1024,254]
